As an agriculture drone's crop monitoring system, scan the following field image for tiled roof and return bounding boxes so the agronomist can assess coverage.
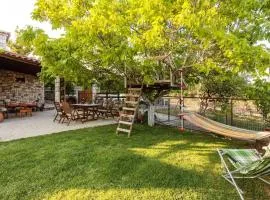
[0,50,40,66]
[0,50,41,75]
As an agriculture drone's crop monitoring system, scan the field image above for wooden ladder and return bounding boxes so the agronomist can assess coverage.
[116,87,142,137]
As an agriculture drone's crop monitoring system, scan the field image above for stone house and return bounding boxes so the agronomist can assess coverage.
[0,31,44,104]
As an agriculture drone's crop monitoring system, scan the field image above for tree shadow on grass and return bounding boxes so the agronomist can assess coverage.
[0,124,266,200]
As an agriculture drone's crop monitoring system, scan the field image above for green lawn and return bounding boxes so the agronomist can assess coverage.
[0,124,268,200]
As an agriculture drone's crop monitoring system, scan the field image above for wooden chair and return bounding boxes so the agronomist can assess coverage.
[0,100,8,119]
[111,100,122,117]
[53,102,63,122]
[98,99,114,118]
[61,102,80,125]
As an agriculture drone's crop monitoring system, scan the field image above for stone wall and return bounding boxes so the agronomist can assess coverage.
[0,69,44,103]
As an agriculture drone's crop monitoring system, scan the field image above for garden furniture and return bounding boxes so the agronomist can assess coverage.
[217,143,270,200]
[97,99,114,119]
[0,111,4,122]
[53,102,64,122]
[18,107,32,117]
[0,100,8,119]
[111,100,123,117]
[61,102,81,125]
[72,103,100,122]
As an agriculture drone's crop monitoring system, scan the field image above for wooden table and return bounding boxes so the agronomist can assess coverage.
[72,103,100,122]
[7,103,37,117]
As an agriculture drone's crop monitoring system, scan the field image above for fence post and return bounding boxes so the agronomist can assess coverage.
[168,98,170,121]
[183,97,185,128]
[225,109,228,125]
[148,103,155,127]
[231,99,233,126]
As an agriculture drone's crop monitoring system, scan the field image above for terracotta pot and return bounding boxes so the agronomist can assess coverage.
[0,112,4,123]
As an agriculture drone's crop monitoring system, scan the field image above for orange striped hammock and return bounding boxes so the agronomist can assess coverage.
[184,113,270,141]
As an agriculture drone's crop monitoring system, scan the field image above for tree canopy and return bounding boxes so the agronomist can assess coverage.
[11,0,270,87]
[248,78,270,120]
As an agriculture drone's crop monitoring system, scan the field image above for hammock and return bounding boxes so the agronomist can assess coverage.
[183,113,270,141]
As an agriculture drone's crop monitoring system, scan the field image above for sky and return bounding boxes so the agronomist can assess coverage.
[0,0,61,40]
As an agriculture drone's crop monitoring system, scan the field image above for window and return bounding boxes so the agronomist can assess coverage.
[15,77,25,83]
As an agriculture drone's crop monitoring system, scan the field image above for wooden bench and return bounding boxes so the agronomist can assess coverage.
[0,112,4,122]
[19,108,32,117]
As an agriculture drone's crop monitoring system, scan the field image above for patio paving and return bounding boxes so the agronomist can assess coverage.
[0,110,117,142]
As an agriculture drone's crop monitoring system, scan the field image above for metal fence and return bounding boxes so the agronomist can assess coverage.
[95,92,126,102]
[155,96,269,131]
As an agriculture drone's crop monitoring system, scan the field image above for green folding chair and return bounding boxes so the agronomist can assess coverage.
[217,144,270,200]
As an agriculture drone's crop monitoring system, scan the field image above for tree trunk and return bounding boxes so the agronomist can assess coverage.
[148,103,155,127]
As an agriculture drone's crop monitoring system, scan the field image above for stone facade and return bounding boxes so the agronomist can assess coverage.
[0,69,44,103]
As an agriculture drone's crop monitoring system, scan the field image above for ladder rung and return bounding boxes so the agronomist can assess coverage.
[123,107,136,111]
[126,94,140,98]
[119,121,133,125]
[128,88,141,91]
[117,128,131,133]
[120,114,134,119]
[125,101,138,104]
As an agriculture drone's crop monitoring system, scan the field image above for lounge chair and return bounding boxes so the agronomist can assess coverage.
[217,143,270,200]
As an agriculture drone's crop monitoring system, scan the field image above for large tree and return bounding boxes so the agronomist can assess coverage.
[248,78,270,121]
[14,0,270,86]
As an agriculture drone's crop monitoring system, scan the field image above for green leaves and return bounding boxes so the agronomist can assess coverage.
[10,0,270,90]
[200,69,248,99]
[248,78,270,119]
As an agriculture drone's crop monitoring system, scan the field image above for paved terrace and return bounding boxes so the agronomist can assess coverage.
[0,110,117,142]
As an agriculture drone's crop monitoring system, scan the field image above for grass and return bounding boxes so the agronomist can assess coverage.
[0,124,268,200]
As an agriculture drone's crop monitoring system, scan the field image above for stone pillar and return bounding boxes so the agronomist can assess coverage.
[55,76,61,102]
[92,84,99,103]
[148,103,155,127]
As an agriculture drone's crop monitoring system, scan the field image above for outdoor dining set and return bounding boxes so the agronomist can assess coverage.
[53,98,123,125]
[0,100,43,122]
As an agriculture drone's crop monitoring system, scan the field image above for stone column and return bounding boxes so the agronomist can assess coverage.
[55,76,61,102]
[148,103,155,127]
[92,84,99,103]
